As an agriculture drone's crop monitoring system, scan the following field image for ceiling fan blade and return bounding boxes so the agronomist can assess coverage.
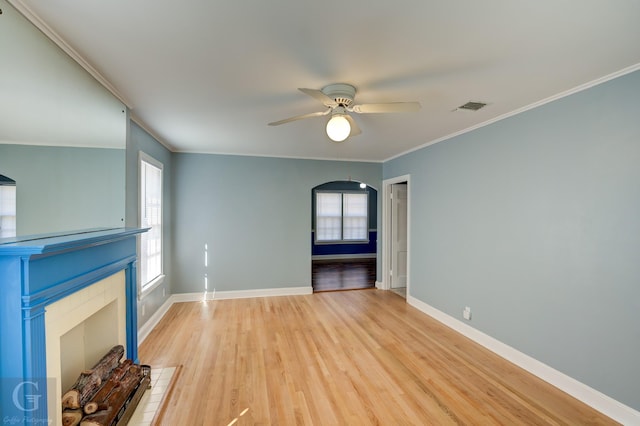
[298,88,338,107]
[345,115,361,137]
[268,109,330,126]
[350,102,421,114]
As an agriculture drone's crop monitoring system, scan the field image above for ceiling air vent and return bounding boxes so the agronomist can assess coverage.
[457,101,487,111]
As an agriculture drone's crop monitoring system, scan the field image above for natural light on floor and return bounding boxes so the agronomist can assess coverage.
[227,407,250,426]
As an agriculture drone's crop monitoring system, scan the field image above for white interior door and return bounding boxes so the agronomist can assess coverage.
[391,183,408,288]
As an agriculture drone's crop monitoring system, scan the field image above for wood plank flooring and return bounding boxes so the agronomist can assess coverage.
[312,259,376,292]
[138,290,617,425]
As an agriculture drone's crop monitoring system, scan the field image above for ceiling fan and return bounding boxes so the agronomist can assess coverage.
[268,83,421,142]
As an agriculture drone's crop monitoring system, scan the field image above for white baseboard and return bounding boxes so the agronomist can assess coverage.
[375,280,384,289]
[407,295,640,425]
[138,296,174,344]
[137,286,313,343]
[173,286,313,302]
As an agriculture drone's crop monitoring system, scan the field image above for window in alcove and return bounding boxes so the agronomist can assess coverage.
[0,175,16,238]
[315,191,369,242]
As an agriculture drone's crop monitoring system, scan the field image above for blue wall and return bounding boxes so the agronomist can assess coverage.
[172,153,382,293]
[0,144,125,235]
[0,0,126,150]
[384,70,640,410]
[311,231,377,257]
[126,122,173,327]
[0,0,127,237]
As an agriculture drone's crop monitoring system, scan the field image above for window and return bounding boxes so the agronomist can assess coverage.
[0,176,16,238]
[139,152,163,295]
[316,191,368,242]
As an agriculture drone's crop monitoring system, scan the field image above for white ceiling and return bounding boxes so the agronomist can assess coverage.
[10,0,640,162]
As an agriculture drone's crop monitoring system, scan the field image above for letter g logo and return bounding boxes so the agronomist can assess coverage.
[12,381,41,412]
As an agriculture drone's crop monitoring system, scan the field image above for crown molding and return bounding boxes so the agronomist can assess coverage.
[7,0,132,109]
[385,63,640,162]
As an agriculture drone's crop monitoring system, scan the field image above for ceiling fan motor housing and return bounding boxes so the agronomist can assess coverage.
[322,83,356,106]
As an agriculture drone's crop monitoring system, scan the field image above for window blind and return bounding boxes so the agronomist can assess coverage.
[316,192,368,242]
[316,192,342,241]
[342,193,368,240]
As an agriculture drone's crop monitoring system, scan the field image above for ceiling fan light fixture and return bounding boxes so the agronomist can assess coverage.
[270,83,419,141]
[326,114,351,142]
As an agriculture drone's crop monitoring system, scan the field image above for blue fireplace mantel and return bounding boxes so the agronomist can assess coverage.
[0,227,146,422]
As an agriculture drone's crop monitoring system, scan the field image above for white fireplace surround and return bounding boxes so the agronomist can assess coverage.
[45,271,127,426]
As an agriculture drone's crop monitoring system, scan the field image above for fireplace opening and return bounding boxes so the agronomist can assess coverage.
[45,271,127,426]
[60,345,151,426]
[60,301,120,392]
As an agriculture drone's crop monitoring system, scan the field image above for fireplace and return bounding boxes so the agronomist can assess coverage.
[0,228,146,425]
[47,271,127,425]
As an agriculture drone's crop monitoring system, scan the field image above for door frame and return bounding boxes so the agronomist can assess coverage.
[381,174,411,295]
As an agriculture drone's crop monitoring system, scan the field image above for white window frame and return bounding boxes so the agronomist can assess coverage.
[315,190,369,243]
[138,151,164,298]
[0,182,17,239]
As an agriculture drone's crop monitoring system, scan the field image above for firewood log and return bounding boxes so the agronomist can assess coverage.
[83,360,134,414]
[61,408,82,426]
[60,372,101,410]
[79,365,144,426]
[79,407,114,426]
[61,345,125,409]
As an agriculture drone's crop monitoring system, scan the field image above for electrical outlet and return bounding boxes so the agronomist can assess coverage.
[463,306,471,320]
[162,287,166,297]
[142,304,146,316]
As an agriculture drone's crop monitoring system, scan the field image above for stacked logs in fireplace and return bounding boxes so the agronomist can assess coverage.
[61,345,151,426]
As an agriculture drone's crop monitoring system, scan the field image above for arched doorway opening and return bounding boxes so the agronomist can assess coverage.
[311,180,377,291]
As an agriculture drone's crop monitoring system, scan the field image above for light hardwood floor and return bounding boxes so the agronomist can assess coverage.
[138,289,617,425]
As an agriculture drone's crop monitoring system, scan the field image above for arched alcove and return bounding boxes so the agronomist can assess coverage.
[0,174,17,238]
[311,180,377,291]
